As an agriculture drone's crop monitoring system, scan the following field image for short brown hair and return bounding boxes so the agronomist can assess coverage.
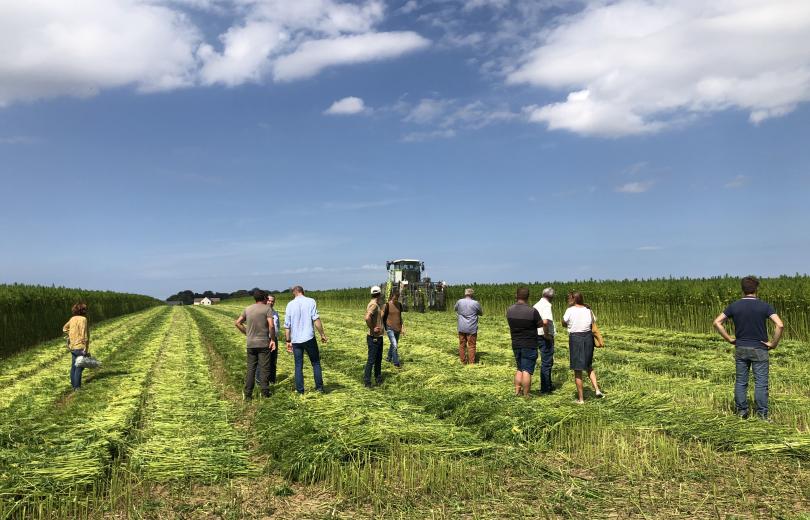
[72,303,88,316]
[571,292,585,306]
[741,276,759,295]
[516,287,530,301]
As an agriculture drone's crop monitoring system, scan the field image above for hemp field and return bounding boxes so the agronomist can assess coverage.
[1,299,809,519]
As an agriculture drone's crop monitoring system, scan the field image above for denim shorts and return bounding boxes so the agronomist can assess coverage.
[513,347,538,374]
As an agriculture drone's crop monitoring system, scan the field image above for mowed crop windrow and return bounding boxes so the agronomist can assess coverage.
[0,284,809,518]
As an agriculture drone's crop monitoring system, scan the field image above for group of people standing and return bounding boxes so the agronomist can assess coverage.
[60,276,785,421]
[452,276,783,417]
[235,286,327,398]
[455,287,602,403]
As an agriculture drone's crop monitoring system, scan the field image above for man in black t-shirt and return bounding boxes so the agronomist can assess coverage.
[507,287,543,397]
[713,276,784,419]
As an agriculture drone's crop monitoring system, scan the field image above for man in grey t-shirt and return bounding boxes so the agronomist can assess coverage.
[235,290,276,399]
[454,288,483,364]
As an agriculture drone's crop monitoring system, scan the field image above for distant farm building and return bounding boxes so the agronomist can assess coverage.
[193,297,221,306]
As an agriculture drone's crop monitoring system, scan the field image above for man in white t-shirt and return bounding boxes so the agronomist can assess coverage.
[533,287,556,394]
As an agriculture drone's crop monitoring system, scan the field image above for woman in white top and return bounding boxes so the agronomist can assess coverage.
[562,292,603,404]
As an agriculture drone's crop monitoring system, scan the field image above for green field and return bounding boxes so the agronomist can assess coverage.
[1,297,809,519]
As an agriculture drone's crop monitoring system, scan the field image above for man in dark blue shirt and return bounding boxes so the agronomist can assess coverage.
[507,287,543,397]
[713,276,784,419]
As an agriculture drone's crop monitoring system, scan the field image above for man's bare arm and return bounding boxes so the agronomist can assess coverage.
[314,318,328,343]
[762,314,784,349]
[713,313,735,344]
[235,315,247,335]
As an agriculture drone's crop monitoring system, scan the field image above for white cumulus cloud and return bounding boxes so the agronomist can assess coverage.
[509,0,810,136]
[0,0,201,106]
[324,96,367,115]
[0,0,430,105]
[273,31,429,81]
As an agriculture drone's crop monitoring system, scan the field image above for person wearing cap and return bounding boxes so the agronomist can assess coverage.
[533,287,556,394]
[454,288,483,364]
[364,286,385,387]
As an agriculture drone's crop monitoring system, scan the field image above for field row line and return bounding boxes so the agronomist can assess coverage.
[128,307,251,482]
[0,307,174,512]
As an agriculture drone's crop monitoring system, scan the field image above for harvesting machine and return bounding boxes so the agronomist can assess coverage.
[383,259,447,312]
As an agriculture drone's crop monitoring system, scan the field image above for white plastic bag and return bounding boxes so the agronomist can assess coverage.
[75,355,102,369]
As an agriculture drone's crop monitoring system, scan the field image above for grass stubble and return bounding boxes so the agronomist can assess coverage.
[0,301,808,519]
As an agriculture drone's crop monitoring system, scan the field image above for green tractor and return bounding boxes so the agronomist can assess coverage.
[383,259,447,312]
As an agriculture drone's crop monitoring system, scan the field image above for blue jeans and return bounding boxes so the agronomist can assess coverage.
[365,335,384,385]
[734,347,769,418]
[293,338,324,394]
[538,336,555,393]
[386,329,400,366]
[70,349,86,389]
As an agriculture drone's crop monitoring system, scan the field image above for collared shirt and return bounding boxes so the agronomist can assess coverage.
[454,297,483,334]
[284,295,320,344]
[533,297,555,337]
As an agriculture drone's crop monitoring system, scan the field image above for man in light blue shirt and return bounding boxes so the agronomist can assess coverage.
[454,288,483,364]
[284,286,329,394]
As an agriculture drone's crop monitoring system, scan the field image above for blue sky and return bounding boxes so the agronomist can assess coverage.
[1,0,809,298]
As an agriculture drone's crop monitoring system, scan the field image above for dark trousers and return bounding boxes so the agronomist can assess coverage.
[538,336,555,393]
[365,335,384,384]
[735,347,769,418]
[293,338,324,394]
[257,347,278,385]
[245,347,271,397]
[70,349,85,389]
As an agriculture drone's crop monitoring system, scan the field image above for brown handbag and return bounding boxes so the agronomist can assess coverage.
[591,312,605,348]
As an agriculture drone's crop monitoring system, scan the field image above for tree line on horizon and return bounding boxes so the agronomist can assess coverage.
[165,288,287,305]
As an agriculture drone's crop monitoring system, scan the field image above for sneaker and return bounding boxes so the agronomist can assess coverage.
[375,379,384,386]
[364,382,372,388]
[574,399,585,405]
[243,394,253,401]
[595,391,605,398]
[737,411,750,419]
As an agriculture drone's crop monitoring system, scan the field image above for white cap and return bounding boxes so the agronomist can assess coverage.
[371,285,382,295]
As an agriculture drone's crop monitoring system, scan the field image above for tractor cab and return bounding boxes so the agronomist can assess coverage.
[386,259,424,285]
[383,259,446,312]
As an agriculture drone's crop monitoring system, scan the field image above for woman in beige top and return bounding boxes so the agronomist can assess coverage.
[63,302,90,390]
